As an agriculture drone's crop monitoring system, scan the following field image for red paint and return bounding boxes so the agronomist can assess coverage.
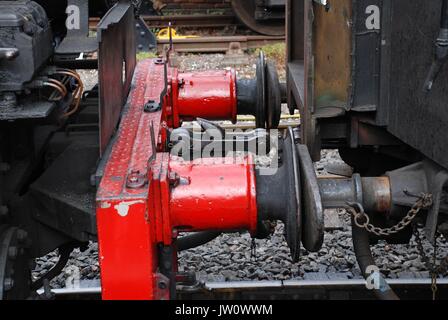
[169,156,257,234]
[96,198,158,300]
[170,69,237,127]
[96,59,257,300]
[96,60,165,300]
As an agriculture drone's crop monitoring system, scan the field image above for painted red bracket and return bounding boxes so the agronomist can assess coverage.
[96,59,257,300]
[96,59,165,300]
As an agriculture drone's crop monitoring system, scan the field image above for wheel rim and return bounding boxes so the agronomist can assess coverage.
[231,0,285,36]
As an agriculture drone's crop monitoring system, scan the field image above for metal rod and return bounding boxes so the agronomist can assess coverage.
[318,176,391,213]
[38,278,448,296]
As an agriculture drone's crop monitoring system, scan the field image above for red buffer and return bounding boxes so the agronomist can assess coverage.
[157,52,283,129]
[173,69,238,126]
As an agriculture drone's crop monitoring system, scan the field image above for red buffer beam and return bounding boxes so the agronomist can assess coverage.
[96,59,259,300]
[96,60,168,300]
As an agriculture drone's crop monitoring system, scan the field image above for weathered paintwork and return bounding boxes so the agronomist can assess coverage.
[96,59,257,300]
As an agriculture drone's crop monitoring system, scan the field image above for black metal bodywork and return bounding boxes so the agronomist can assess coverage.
[384,1,448,169]
[0,0,136,279]
[0,1,53,92]
[231,0,286,36]
[287,0,448,171]
[287,0,448,241]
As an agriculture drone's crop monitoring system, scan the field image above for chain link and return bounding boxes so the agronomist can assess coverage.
[413,225,448,300]
[347,193,443,300]
[346,193,433,237]
[346,193,448,300]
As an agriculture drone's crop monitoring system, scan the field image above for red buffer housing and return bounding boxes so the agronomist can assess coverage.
[166,66,238,128]
[175,69,238,124]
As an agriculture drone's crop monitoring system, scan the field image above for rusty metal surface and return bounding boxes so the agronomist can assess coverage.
[303,0,319,160]
[297,144,324,252]
[157,35,285,53]
[313,0,352,110]
[97,2,136,155]
[286,0,305,63]
[143,14,239,28]
[318,175,392,215]
[91,14,240,29]
[361,177,391,214]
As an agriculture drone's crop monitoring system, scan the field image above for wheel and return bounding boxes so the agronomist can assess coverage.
[255,51,267,128]
[266,62,282,129]
[231,0,285,36]
[0,226,32,300]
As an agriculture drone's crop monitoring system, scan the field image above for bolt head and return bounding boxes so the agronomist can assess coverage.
[163,260,171,270]
[0,205,8,217]
[158,281,167,290]
[126,171,147,189]
[168,172,180,186]
[8,247,18,259]
[3,278,14,291]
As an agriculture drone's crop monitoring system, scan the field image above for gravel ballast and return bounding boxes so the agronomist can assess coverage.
[32,53,447,288]
[33,150,448,288]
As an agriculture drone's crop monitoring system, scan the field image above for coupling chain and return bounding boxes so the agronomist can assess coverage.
[346,193,433,237]
[413,226,448,300]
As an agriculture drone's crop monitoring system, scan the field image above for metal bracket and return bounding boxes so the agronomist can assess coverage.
[154,273,170,300]
[126,170,147,189]
[144,100,161,113]
[0,48,19,61]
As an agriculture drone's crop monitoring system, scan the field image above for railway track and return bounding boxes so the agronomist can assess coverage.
[90,14,285,53]
[156,35,284,53]
[90,14,241,29]
[38,279,448,300]
[143,14,241,28]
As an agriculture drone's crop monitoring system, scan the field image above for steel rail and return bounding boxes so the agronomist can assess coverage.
[157,35,285,53]
[90,16,285,53]
[143,14,241,28]
[90,14,240,29]
[38,278,448,300]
